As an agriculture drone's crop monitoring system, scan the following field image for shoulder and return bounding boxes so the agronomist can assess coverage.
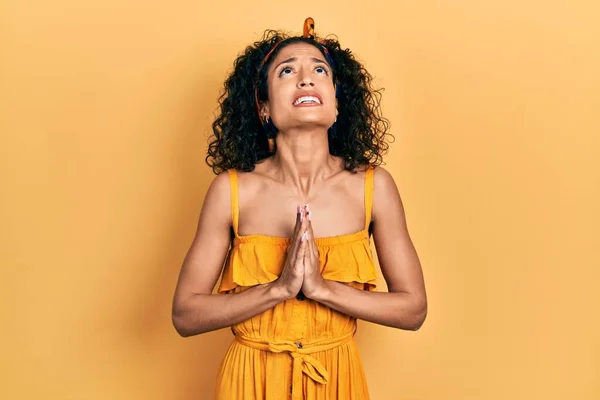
[202,170,234,218]
[206,170,233,198]
[371,166,403,221]
[209,167,264,194]
[372,166,397,191]
[354,164,397,190]
[342,164,397,195]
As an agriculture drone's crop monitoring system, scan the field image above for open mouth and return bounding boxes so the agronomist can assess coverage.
[293,96,322,106]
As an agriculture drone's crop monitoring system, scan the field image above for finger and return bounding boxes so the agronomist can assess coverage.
[291,210,309,255]
[308,222,314,240]
[304,209,318,258]
[295,231,308,265]
[295,205,309,235]
[305,231,317,266]
[293,204,302,231]
[304,204,313,233]
[289,205,305,257]
[295,207,308,240]
[308,231,317,261]
[290,206,309,257]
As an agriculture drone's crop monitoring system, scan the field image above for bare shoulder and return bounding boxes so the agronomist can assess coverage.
[372,166,398,192]
[371,166,404,223]
[354,164,398,193]
[209,169,231,190]
[196,170,235,233]
[204,170,232,206]
[206,167,265,202]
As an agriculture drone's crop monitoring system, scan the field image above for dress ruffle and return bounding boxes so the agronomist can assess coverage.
[218,231,377,293]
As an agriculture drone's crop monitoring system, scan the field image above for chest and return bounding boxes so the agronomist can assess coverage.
[238,182,367,238]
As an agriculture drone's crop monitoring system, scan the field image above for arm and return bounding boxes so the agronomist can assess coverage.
[171,173,290,337]
[306,167,427,330]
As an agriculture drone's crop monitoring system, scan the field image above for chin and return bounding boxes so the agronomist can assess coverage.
[291,119,332,129]
[293,113,333,124]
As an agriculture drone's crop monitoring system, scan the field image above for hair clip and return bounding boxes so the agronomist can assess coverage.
[303,17,316,39]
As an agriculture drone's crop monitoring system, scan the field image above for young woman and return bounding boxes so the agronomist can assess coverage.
[172,18,427,400]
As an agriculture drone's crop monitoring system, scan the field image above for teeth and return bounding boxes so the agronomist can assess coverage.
[293,96,321,105]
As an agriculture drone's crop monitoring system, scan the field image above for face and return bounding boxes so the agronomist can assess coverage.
[261,42,337,132]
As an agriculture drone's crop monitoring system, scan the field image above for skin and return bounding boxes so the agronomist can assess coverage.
[172,43,427,337]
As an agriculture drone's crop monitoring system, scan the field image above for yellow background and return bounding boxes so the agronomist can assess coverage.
[1,1,599,399]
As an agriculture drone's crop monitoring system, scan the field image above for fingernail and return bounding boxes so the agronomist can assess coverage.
[305,204,310,213]
[300,211,304,222]
[308,211,312,221]
[302,232,307,241]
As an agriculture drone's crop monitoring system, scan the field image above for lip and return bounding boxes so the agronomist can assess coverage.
[292,91,323,107]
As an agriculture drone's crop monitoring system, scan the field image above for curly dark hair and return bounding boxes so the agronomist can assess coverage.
[206,29,393,174]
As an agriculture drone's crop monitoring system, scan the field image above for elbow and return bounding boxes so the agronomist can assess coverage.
[172,295,214,337]
[172,313,192,337]
[408,309,427,331]
[171,305,199,338]
[408,298,428,331]
[172,307,213,337]
[397,296,427,331]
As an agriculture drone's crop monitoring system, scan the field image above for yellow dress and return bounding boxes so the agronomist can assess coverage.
[215,168,377,400]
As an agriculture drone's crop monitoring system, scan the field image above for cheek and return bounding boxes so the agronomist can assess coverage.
[268,81,293,110]
[323,91,337,112]
[320,82,336,103]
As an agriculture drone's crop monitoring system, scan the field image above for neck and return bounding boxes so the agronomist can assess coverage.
[270,127,341,195]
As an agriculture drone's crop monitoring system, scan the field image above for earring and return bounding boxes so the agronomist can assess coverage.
[268,138,275,153]
[329,120,338,140]
[262,115,277,153]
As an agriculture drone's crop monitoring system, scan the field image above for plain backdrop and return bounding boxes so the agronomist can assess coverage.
[1,1,599,399]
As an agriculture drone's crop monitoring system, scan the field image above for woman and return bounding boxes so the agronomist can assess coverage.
[172,18,427,400]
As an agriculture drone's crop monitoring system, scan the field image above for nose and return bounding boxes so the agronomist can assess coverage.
[297,73,315,88]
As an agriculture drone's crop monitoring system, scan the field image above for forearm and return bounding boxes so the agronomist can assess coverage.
[172,283,288,337]
[313,280,427,331]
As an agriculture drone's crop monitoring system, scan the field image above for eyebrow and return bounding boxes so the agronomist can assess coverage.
[273,57,329,70]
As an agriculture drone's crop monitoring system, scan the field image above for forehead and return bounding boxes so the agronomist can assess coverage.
[269,42,326,65]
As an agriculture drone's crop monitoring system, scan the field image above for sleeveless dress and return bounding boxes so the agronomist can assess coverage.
[215,168,377,400]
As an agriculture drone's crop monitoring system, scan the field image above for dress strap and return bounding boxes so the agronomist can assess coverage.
[364,166,374,228]
[227,169,239,236]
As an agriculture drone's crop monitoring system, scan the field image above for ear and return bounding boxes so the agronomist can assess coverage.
[259,102,270,119]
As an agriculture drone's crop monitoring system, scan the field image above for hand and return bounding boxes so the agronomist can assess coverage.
[301,205,327,300]
[273,205,308,299]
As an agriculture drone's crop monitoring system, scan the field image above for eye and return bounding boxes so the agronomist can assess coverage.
[279,66,294,76]
[315,66,329,75]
